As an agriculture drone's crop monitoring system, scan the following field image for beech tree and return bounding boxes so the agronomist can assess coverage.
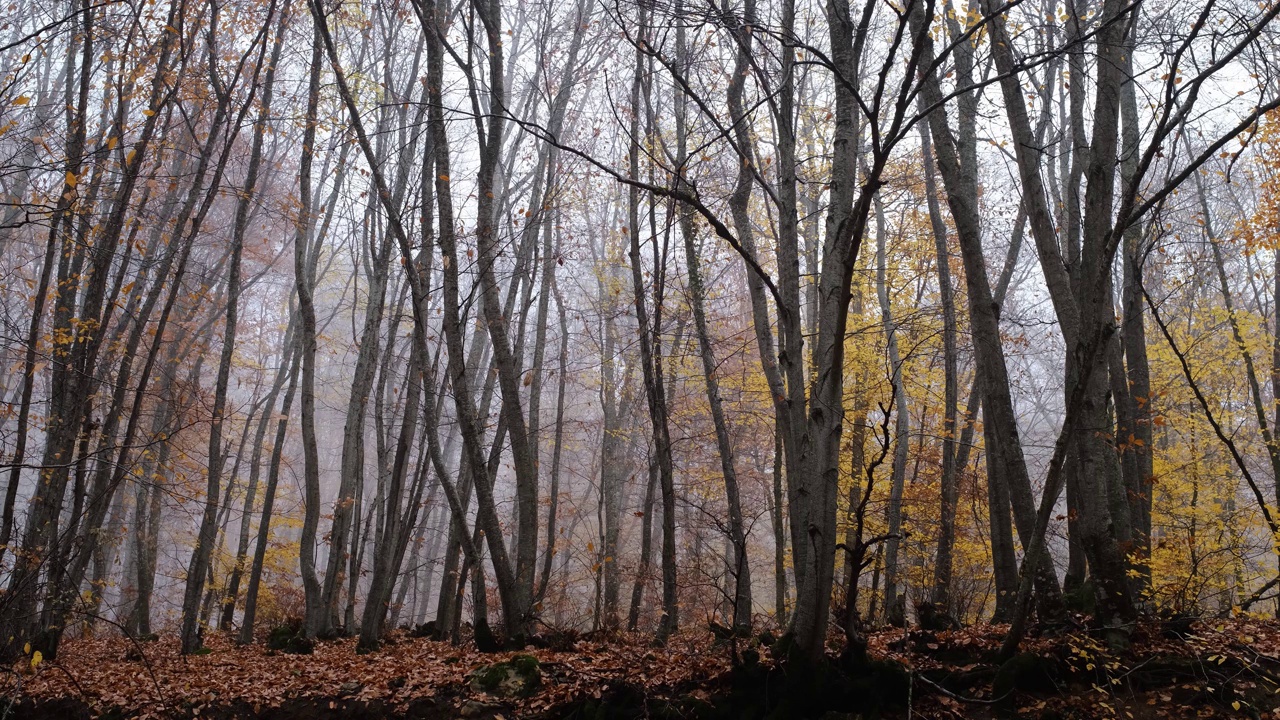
[4,0,1280,684]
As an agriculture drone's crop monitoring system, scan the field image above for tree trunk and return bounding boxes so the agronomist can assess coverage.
[675,16,752,631]
[469,0,539,639]
[1119,33,1153,595]
[536,271,570,604]
[295,29,326,639]
[222,318,297,631]
[874,193,911,626]
[626,6,679,641]
[910,0,1065,620]
[920,120,960,613]
[180,7,281,652]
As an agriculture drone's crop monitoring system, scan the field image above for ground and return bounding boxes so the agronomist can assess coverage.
[5,616,1280,718]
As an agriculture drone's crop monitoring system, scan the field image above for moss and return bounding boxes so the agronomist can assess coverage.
[469,655,541,697]
[266,619,314,655]
[1062,581,1097,615]
[993,652,1059,700]
[510,654,539,676]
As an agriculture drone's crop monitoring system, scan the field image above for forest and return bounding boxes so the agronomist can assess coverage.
[3,0,1280,715]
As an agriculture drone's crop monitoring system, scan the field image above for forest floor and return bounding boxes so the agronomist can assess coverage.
[5,615,1280,719]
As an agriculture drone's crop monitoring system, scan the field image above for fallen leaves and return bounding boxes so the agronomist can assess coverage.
[14,617,1280,718]
[11,628,732,718]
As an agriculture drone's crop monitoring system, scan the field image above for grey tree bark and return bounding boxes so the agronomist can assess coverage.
[180,7,280,652]
[911,0,1066,621]
[874,193,910,626]
[625,5,679,641]
[672,13,752,632]
[295,28,326,639]
[919,120,959,613]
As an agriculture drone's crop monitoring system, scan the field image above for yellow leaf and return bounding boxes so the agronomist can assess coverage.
[65,171,77,188]
[142,109,155,117]
[14,96,30,106]
[23,643,30,654]
[30,650,42,669]
[1233,701,1241,710]
[106,137,118,150]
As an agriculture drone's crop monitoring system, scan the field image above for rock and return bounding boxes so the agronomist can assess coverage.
[1062,581,1097,615]
[469,654,541,698]
[710,621,752,645]
[338,681,363,697]
[885,592,907,628]
[993,652,1059,699]
[459,699,503,717]
[889,629,939,654]
[266,619,314,655]
[1160,613,1197,640]
[916,602,961,631]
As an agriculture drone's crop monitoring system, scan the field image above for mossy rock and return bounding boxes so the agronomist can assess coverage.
[993,652,1060,699]
[752,653,909,719]
[846,658,912,711]
[709,622,753,646]
[469,654,541,697]
[1062,580,1096,615]
[266,619,314,655]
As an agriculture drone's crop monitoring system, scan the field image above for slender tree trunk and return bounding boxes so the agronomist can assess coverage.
[321,257,391,635]
[920,121,959,612]
[180,6,280,652]
[627,446,660,631]
[874,194,911,626]
[536,273,570,603]
[772,426,790,625]
[295,30,326,638]
[1119,31,1153,596]
[358,322,429,649]
[124,331,191,637]
[596,275,629,631]
[910,0,1065,620]
[469,0,539,638]
[674,15,752,631]
[240,328,302,642]
[222,319,297,631]
[626,5,678,641]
